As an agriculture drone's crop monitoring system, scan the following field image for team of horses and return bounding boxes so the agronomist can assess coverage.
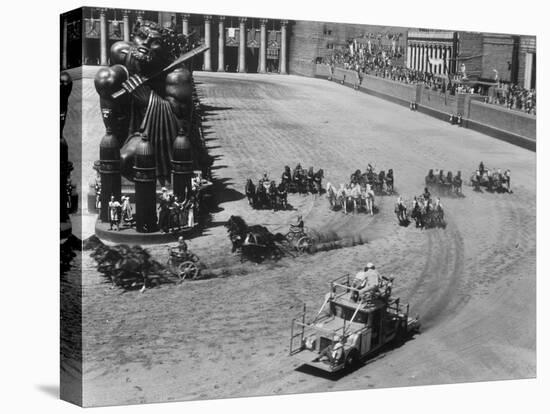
[470,168,511,193]
[245,179,289,210]
[282,165,325,195]
[224,215,287,262]
[326,182,376,215]
[425,169,463,197]
[350,167,394,195]
[245,165,325,210]
[395,195,446,229]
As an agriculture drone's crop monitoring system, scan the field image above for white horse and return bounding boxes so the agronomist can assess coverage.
[364,184,375,215]
[350,183,362,214]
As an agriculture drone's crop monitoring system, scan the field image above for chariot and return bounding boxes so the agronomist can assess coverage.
[166,247,202,281]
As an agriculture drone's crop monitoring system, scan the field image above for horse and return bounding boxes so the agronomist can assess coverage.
[326,182,339,210]
[349,183,363,214]
[313,168,324,195]
[277,182,288,210]
[255,180,269,208]
[365,186,375,215]
[268,181,278,210]
[385,169,394,194]
[281,166,292,188]
[410,200,424,228]
[91,244,162,291]
[245,179,257,208]
[225,215,285,262]
[452,171,463,196]
[395,199,408,224]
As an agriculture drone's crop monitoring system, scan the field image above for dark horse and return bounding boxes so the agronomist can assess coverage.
[245,179,256,207]
[224,215,286,263]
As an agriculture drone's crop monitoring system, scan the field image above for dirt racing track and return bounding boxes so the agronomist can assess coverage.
[78,72,535,406]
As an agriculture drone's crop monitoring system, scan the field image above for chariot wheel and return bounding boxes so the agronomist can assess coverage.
[177,261,200,281]
[296,236,313,253]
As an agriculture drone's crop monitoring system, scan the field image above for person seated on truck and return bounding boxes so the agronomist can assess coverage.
[313,335,345,365]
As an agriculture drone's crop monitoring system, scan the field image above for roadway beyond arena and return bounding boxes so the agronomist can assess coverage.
[76,72,535,406]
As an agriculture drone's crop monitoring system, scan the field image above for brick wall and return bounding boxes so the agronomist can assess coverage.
[456,31,483,79]
[289,20,408,76]
[481,34,517,82]
[469,100,535,139]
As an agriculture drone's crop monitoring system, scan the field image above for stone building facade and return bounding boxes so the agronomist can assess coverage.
[61,7,535,89]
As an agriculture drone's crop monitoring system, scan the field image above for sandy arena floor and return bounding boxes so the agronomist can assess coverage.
[64,71,536,406]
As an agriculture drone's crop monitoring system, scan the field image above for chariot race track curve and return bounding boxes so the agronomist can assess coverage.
[65,70,535,406]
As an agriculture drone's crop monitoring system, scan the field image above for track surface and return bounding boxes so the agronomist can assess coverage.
[70,72,535,406]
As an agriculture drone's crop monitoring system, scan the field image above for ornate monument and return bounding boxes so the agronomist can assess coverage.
[93,20,210,185]
[93,20,211,237]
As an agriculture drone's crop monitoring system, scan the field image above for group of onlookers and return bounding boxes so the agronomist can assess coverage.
[324,45,536,113]
[486,83,536,114]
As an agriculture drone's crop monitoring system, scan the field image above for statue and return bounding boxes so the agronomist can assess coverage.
[94,20,210,185]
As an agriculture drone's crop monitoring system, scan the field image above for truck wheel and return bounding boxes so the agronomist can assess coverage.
[345,349,360,371]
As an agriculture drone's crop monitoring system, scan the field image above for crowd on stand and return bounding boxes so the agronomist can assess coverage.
[485,83,536,115]
[323,42,536,114]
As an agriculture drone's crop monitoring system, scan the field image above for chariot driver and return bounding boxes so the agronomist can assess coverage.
[176,236,188,255]
[259,172,270,186]
[479,161,485,175]
[290,215,304,233]
[94,20,211,185]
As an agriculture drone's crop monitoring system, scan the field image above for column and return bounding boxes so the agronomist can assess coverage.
[406,45,411,68]
[218,16,225,72]
[238,17,247,73]
[445,46,450,75]
[123,11,131,42]
[428,45,433,73]
[259,19,267,73]
[181,14,190,36]
[419,46,424,72]
[280,20,288,74]
[99,8,108,66]
[523,52,533,89]
[414,44,419,70]
[62,15,68,69]
[203,16,212,71]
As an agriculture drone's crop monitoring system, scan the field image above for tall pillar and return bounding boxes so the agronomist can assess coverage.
[181,14,189,36]
[259,19,267,73]
[204,16,212,71]
[62,15,68,69]
[123,11,131,42]
[413,44,418,70]
[238,17,247,73]
[99,8,108,66]
[419,46,424,72]
[445,46,450,74]
[134,132,157,233]
[280,20,288,74]
[218,16,225,72]
[406,45,411,68]
[428,45,432,73]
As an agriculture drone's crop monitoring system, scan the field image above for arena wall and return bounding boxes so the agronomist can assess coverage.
[313,64,535,150]
[466,100,536,149]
